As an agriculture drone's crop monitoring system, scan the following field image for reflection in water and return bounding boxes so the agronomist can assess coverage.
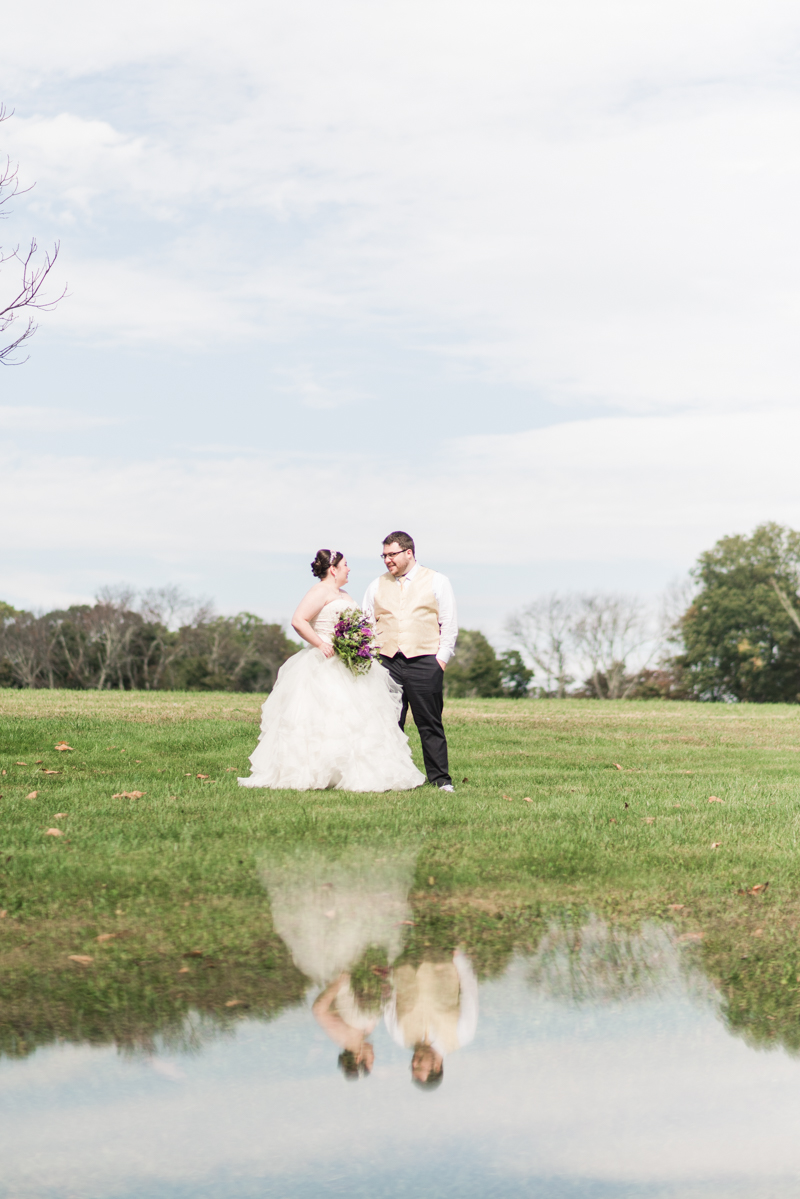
[385,950,478,1089]
[261,847,416,1080]
[7,889,800,1196]
[261,847,479,1087]
[528,914,715,1008]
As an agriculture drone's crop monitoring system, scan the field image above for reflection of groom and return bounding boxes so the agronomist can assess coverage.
[384,951,478,1089]
[363,530,458,791]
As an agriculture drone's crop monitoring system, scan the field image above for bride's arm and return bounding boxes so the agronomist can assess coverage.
[291,587,336,657]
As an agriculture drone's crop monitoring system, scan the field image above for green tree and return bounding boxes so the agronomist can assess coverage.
[499,649,533,697]
[676,522,800,702]
[444,629,503,698]
[172,613,298,692]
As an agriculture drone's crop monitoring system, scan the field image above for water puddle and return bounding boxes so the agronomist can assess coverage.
[2,849,800,1197]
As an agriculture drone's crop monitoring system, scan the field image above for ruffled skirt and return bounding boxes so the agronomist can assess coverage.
[238,649,426,792]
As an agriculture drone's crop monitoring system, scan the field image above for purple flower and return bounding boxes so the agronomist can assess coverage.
[357,646,371,657]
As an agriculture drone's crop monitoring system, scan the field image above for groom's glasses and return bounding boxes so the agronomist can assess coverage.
[381,550,409,561]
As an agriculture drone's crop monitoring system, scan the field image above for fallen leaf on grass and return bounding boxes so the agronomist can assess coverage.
[225,999,246,1008]
[54,742,73,752]
[673,803,681,808]
[35,760,43,764]
[0,910,6,918]
[112,791,146,799]
[503,794,512,801]
[428,876,435,886]
[96,933,117,943]
[609,817,618,824]
[523,797,532,803]
[623,802,629,810]
[613,763,624,770]
[678,932,704,943]
[196,774,209,779]
[752,928,764,937]
[15,761,27,766]
[462,777,469,783]
[397,920,415,926]
[115,909,125,915]
[225,767,237,772]
[53,812,68,819]
[68,954,93,965]
[668,904,685,911]
[45,828,64,837]
[737,882,769,896]
[178,966,190,973]
[711,842,723,849]
[41,770,60,776]
[183,949,204,957]
[708,796,724,803]
[25,791,38,799]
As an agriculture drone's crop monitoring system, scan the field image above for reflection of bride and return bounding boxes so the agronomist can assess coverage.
[238,550,425,792]
[261,848,416,1078]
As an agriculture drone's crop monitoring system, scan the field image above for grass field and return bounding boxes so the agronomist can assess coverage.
[2,690,800,1056]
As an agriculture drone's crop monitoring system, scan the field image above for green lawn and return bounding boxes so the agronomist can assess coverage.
[2,691,800,1056]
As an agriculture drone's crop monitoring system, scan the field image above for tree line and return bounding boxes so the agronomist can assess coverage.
[451,521,800,702]
[4,523,800,699]
[0,587,297,692]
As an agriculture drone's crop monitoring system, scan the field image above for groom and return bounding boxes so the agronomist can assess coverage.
[363,531,458,792]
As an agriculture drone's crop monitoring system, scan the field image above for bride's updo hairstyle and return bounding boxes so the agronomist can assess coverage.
[311,548,343,579]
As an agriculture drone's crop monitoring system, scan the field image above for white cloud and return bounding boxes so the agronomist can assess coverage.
[2,409,797,569]
[0,406,118,431]
[2,1,800,408]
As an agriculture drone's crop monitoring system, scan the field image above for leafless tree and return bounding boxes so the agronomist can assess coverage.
[658,576,697,649]
[506,593,576,696]
[0,104,65,364]
[80,587,143,689]
[137,585,213,690]
[508,590,660,699]
[0,609,60,687]
[572,593,651,699]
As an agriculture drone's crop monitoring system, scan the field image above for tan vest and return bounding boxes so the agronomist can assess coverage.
[374,566,440,658]
[393,961,462,1054]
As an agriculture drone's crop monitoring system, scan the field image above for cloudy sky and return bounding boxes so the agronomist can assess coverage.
[2,0,800,632]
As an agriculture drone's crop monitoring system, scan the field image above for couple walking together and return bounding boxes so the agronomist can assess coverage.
[238,531,457,793]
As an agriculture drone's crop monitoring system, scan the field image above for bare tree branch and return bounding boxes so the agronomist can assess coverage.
[0,103,65,364]
[770,577,800,635]
[506,593,576,697]
[572,593,651,699]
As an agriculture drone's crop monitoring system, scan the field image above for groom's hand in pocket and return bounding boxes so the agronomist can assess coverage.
[436,658,446,671]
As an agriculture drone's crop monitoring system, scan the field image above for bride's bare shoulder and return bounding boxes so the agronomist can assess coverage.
[294,582,336,620]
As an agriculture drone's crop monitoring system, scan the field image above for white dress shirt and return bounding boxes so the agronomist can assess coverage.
[362,562,459,664]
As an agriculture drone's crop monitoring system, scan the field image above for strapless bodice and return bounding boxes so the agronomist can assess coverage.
[311,595,356,645]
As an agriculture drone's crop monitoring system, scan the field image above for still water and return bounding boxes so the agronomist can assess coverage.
[3,852,800,1198]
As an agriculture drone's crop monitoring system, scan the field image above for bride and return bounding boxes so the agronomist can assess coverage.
[238,549,426,792]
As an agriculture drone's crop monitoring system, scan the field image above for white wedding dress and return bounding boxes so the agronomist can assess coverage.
[238,595,426,792]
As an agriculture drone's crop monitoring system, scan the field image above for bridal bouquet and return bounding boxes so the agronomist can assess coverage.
[331,609,380,675]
